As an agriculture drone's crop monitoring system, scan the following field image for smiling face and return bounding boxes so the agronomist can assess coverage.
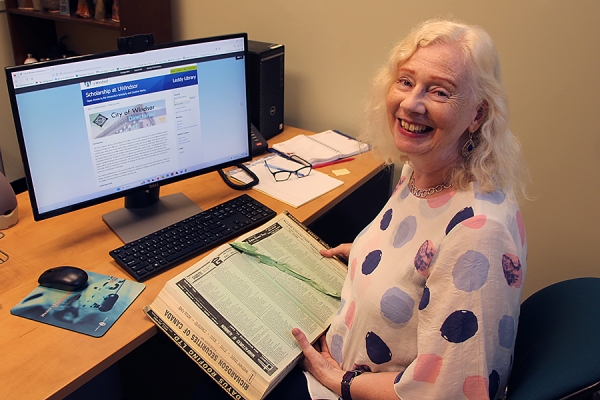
[386,42,485,177]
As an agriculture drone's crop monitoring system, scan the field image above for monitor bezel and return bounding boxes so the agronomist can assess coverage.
[5,32,252,222]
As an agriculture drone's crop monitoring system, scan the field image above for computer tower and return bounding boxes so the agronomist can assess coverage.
[247,40,284,140]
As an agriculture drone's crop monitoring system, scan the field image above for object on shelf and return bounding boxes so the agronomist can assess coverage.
[76,0,93,18]
[94,0,106,20]
[41,0,60,11]
[32,0,43,10]
[111,0,119,22]
[47,36,78,60]
[59,0,70,14]
[18,0,34,9]
[24,54,38,64]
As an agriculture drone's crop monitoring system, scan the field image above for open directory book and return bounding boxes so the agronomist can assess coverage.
[271,129,370,166]
[144,212,346,400]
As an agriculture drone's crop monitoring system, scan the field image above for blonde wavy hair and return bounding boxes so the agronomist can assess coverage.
[360,18,529,202]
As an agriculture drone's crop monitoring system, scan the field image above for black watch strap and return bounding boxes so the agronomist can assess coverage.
[341,370,363,400]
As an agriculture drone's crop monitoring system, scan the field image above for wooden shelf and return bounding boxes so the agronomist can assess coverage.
[7,7,121,30]
[4,0,172,65]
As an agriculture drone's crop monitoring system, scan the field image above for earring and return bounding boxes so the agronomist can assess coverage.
[462,131,475,157]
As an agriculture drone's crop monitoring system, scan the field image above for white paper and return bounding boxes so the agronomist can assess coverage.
[229,154,344,207]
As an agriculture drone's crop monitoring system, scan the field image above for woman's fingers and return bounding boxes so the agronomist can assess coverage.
[320,243,352,259]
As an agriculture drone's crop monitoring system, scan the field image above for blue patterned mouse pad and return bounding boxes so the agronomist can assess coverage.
[10,271,145,337]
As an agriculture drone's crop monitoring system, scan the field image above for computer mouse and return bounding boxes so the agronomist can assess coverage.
[38,266,89,291]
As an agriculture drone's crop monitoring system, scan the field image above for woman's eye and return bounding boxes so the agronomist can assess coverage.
[397,78,412,87]
[433,89,450,99]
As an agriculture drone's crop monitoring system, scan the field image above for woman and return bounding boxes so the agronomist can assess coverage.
[292,18,529,400]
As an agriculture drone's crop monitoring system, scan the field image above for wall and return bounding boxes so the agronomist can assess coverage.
[1,1,599,299]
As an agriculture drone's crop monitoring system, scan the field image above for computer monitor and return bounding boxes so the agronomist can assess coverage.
[5,33,252,243]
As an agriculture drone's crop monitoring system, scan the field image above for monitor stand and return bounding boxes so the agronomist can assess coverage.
[103,189,202,244]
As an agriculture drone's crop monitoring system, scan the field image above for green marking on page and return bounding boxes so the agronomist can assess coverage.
[230,242,341,299]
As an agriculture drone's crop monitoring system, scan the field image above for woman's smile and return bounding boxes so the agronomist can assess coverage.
[399,118,433,134]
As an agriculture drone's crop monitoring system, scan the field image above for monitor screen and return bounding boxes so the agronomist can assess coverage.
[6,33,252,242]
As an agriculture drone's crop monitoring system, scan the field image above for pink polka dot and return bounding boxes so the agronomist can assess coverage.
[413,353,442,383]
[427,189,456,208]
[516,210,525,246]
[462,214,487,229]
[463,375,488,400]
[350,258,357,281]
[345,301,356,329]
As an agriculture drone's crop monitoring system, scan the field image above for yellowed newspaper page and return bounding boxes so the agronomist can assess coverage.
[162,213,345,385]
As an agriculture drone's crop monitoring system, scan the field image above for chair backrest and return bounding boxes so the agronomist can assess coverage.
[506,277,600,400]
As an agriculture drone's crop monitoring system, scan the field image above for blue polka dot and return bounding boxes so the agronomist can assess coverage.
[380,287,414,324]
[418,286,430,310]
[400,183,410,199]
[380,209,393,230]
[393,216,416,248]
[452,250,490,292]
[394,371,404,384]
[440,310,478,343]
[337,298,346,315]
[475,189,506,205]
[365,331,392,364]
[445,207,474,234]
[330,334,344,365]
[362,250,382,275]
[489,370,500,399]
[498,315,515,349]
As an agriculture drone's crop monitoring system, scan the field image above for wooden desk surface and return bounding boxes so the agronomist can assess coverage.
[0,126,385,399]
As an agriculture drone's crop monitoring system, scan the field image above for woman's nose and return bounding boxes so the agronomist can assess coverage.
[400,89,426,115]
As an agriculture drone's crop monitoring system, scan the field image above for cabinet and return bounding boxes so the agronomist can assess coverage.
[4,0,172,65]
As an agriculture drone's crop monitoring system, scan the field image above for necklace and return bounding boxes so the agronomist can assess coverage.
[409,172,452,198]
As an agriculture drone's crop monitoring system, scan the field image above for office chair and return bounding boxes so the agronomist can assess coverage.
[506,277,600,400]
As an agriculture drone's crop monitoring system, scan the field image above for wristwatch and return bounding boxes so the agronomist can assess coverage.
[341,369,363,400]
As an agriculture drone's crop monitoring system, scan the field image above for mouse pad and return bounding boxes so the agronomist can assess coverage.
[10,271,145,337]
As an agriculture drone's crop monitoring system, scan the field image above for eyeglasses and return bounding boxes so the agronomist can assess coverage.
[264,155,312,182]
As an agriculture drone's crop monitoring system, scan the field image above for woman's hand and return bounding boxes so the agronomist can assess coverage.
[320,243,352,260]
[292,328,344,393]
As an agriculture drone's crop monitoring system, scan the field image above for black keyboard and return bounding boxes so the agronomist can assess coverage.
[109,194,276,281]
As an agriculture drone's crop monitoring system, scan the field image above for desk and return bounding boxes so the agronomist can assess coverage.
[0,126,389,399]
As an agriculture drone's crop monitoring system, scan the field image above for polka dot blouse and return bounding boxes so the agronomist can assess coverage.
[323,163,527,400]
